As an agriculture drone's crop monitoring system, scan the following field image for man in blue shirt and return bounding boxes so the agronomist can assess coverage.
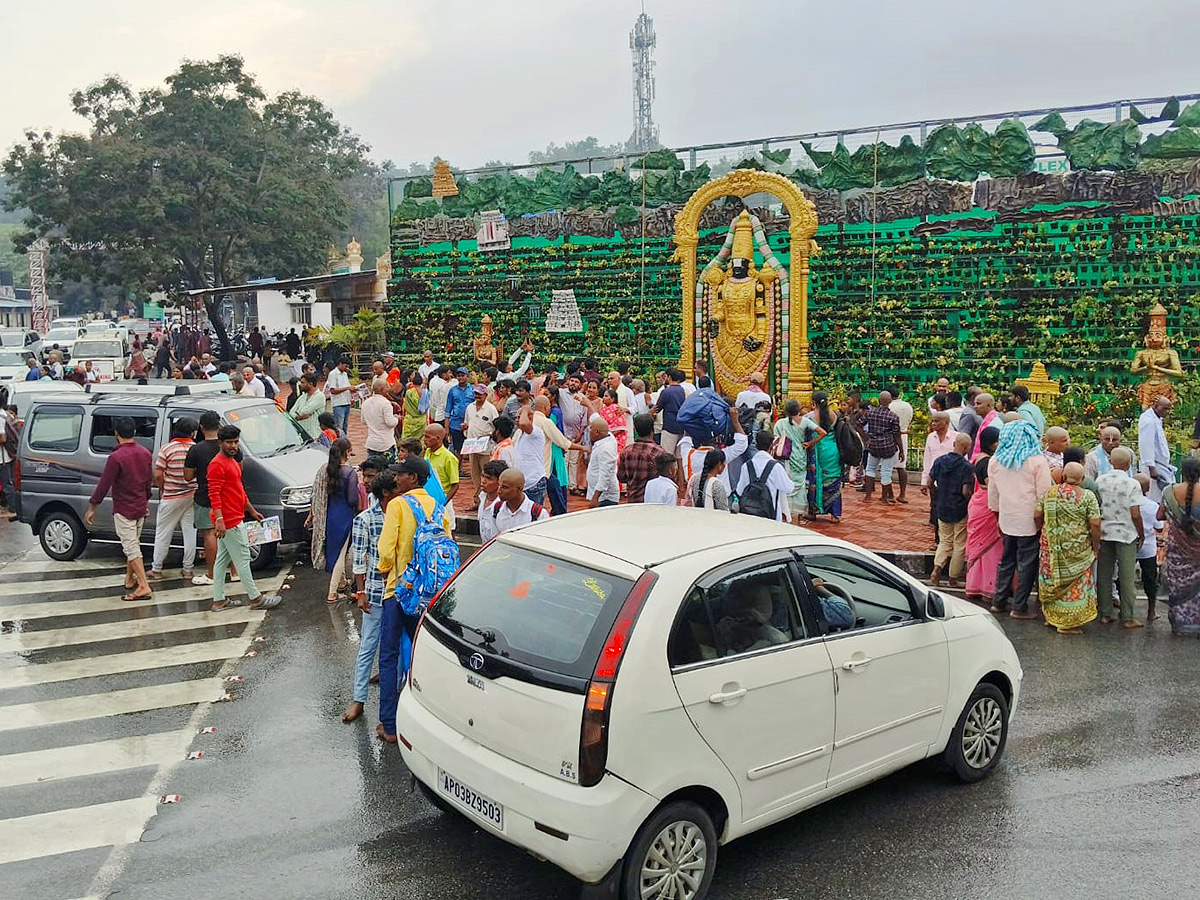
[24,357,41,381]
[444,367,474,455]
[652,368,687,455]
[343,470,401,724]
[1010,384,1045,436]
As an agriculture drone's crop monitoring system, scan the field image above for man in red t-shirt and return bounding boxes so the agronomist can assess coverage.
[207,424,281,611]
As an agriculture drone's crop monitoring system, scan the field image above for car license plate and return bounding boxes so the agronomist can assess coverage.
[437,768,504,830]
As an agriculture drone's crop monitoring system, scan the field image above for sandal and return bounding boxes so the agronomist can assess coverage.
[212,598,248,611]
[122,590,153,602]
[250,594,282,610]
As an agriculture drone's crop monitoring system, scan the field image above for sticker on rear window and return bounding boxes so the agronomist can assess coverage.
[508,580,531,599]
[582,577,607,601]
[227,411,240,421]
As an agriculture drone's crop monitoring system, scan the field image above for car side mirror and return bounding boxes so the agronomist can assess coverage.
[925,591,946,620]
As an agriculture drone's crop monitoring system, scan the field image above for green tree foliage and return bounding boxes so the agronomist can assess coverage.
[2,55,371,357]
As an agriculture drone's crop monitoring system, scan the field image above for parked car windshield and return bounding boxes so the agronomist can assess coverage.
[44,328,79,342]
[0,351,31,365]
[0,332,26,347]
[428,542,635,679]
[71,340,124,358]
[227,403,310,457]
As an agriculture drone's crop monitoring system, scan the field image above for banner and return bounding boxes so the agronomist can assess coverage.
[545,289,583,333]
[475,210,511,252]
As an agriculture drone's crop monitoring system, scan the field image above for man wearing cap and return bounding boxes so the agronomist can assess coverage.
[463,383,499,510]
[445,367,475,456]
[382,352,402,388]
[735,372,773,411]
[376,455,451,744]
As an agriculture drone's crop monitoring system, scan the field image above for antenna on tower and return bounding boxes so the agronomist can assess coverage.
[629,7,659,153]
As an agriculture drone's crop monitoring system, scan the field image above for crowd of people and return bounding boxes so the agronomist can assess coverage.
[15,329,1200,744]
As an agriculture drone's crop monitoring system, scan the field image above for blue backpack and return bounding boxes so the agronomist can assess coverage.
[395,495,459,615]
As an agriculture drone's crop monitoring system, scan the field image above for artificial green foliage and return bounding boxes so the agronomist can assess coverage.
[632,149,684,170]
[987,120,1037,176]
[1140,127,1200,160]
[1033,114,1141,170]
[925,123,1001,181]
[404,177,433,199]
[389,207,1200,413]
[733,158,767,171]
[1129,97,1180,125]
[1174,101,1200,128]
[761,148,792,166]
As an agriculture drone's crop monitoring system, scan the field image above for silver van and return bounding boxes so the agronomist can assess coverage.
[14,385,325,569]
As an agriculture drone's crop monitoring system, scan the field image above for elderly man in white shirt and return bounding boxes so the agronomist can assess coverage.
[240,366,265,398]
[514,403,549,505]
[417,350,439,383]
[734,372,773,411]
[478,469,550,543]
[733,428,795,522]
[586,416,621,508]
[1138,395,1175,501]
[361,377,399,458]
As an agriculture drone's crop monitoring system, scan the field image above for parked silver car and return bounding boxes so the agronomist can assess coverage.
[14,385,325,569]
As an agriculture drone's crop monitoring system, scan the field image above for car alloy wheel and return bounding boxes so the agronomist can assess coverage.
[639,821,708,900]
[961,695,1004,769]
[43,519,76,556]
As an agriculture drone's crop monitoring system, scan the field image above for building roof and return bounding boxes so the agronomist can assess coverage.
[184,270,377,300]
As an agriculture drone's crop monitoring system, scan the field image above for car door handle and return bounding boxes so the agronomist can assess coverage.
[708,687,748,704]
[841,657,872,671]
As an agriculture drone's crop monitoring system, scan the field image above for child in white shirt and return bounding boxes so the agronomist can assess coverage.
[644,455,679,506]
[1135,474,1165,621]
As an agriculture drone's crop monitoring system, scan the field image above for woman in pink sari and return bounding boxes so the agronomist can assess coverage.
[601,387,629,452]
[965,426,1002,606]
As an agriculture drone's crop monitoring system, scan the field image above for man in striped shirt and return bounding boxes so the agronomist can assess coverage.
[150,417,199,580]
[343,470,401,724]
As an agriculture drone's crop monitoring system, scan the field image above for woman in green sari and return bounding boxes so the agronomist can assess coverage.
[774,399,824,524]
[804,391,843,523]
[1034,461,1101,634]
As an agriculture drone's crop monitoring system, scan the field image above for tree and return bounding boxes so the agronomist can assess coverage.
[3,55,372,358]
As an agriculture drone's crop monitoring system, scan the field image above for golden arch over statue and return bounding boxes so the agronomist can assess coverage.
[673,169,819,403]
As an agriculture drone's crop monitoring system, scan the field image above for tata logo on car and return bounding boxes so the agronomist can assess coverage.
[468,652,485,671]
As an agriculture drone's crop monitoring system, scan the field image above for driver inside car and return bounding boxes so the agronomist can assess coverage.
[714,582,789,654]
[811,576,856,631]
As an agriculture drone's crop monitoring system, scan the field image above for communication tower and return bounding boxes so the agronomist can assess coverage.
[629,8,659,152]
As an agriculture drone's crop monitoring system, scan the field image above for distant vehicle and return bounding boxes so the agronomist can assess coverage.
[0,329,44,359]
[41,326,87,362]
[0,349,38,381]
[49,317,83,331]
[68,338,128,381]
[398,507,1023,900]
[14,385,324,569]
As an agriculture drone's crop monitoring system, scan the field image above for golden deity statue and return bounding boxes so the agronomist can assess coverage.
[472,314,502,368]
[1131,302,1183,408]
[700,211,778,395]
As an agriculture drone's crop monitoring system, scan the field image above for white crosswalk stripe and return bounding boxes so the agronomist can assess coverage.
[0,545,290,896]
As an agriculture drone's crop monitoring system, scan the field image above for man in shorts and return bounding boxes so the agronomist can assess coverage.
[85,416,154,601]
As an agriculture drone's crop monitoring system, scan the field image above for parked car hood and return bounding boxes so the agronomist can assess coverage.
[253,443,327,489]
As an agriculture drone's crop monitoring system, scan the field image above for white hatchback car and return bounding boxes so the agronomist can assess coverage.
[397,507,1022,900]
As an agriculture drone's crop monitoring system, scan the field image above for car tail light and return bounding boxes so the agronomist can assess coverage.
[405,540,484,690]
[578,570,657,787]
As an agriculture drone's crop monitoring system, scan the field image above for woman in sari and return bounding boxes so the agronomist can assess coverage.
[401,373,427,440]
[601,387,629,453]
[1159,457,1200,637]
[965,426,1002,606]
[803,391,842,523]
[1034,462,1100,634]
[775,399,824,524]
[305,438,361,603]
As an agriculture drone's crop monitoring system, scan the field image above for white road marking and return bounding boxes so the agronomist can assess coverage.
[0,796,161,865]
[0,574,286,620]
[0,678,228,732]
[0,571,192,600]
[0,558,127,577]
[0,608,264,652]
[0,637,252,690]
[0,729,197,789]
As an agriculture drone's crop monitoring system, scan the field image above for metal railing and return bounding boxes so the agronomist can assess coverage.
[388,91,1200,214]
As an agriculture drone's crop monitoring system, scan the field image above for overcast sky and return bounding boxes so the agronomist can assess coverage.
[3,0,1197,169]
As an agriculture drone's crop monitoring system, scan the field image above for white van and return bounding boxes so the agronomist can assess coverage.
[397,507,1023,900]
[67,336,128,381]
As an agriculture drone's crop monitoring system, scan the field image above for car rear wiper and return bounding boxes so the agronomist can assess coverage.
[437,614,496,646]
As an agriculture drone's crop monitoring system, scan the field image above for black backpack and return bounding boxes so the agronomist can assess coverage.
[834,416,864,468]
[734,458,778,519]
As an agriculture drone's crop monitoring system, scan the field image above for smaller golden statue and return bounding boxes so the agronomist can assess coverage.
[472,314,502,368]
[432,158,459,198]
[1015,361,1060,407]
[345,237,364,272]
[1131,301,1183,408]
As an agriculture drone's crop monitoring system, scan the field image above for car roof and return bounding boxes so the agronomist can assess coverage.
[507,506,843,568]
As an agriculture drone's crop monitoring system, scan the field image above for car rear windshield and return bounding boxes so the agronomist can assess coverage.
[0,333,25,347]
[0,351,30,365]
[428,542,635,680]
[71,340,123,357]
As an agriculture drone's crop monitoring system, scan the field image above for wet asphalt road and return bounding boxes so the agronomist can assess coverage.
[2,536,1199,900]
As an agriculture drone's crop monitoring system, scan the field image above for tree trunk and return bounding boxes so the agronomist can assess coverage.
[205,296,236,361]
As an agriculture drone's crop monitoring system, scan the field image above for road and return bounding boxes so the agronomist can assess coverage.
[1,538,1197,900]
